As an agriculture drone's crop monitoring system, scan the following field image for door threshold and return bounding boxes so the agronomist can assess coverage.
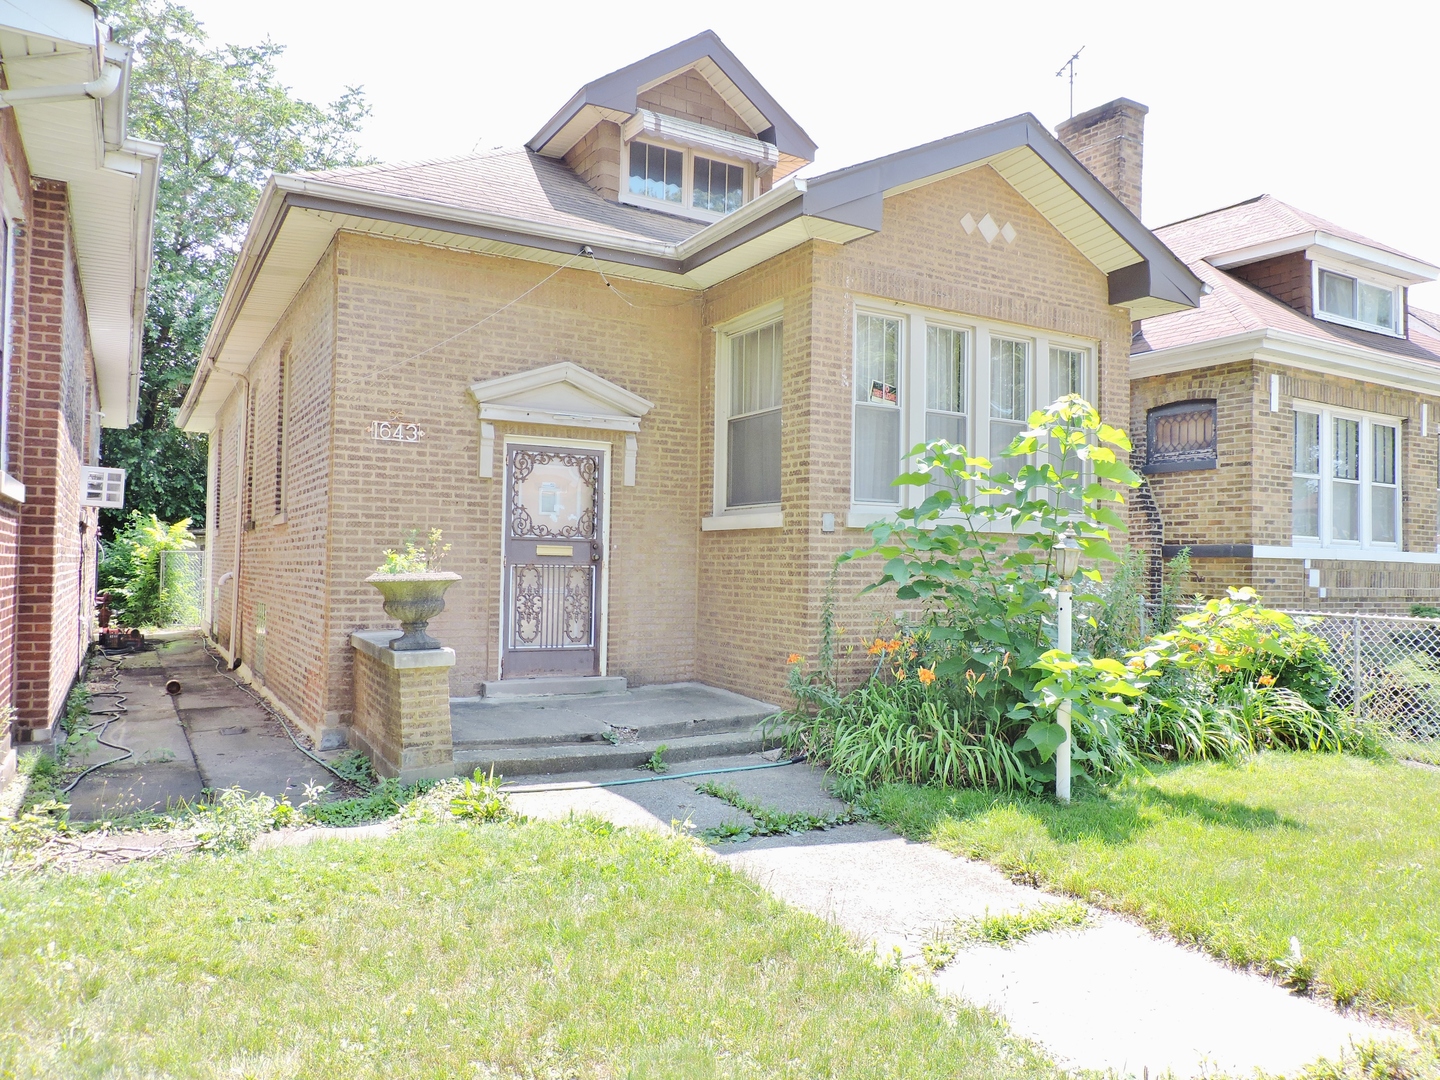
[480,675,628,700]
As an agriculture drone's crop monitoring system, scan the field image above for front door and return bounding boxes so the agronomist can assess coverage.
[501,443,604,678]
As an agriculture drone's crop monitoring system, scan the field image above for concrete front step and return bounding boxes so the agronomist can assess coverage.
[452,707,773,750]
[479,676,627,700]
[454,724,783,777]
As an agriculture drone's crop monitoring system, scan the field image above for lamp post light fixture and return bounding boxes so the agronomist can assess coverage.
[1054,529,1082,804]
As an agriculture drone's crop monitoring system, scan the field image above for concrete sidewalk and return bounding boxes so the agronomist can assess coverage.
[65,634,335,819]
[501,753,1407,1079]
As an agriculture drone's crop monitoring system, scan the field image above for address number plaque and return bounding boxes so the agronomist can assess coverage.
[369,420,424,443]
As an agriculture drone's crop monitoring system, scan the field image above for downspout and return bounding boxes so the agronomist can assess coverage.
[228,376,250,668]
[0,59,123,108]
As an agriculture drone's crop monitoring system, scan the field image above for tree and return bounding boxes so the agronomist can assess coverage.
[98,0,372,533]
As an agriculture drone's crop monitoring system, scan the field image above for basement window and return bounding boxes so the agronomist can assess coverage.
[1145,400,1217,474]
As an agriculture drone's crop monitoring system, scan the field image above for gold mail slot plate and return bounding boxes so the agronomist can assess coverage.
[535,544,575,557]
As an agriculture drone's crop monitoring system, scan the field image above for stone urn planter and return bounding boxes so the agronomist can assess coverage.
[364,572,461,651]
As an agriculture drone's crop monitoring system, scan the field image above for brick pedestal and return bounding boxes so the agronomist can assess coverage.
[349,630,455,783]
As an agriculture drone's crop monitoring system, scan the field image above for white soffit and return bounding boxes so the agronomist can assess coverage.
[987,147,1143,274]
[0,22,160,428]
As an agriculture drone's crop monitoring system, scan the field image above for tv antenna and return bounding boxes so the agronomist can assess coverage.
[1055,46,1084,118]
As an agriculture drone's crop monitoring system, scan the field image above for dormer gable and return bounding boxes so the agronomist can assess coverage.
[528,31,814,219]
[1159,195,1439,340]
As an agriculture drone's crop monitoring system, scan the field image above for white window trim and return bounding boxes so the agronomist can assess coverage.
[1291,402,1403,550]
[1311,260,1404,338]
[619,135,754,224]
[707,301,784,529]
[847,297,1096,526]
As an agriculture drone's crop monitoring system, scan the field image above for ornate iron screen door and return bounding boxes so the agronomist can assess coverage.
[501,444,603,678]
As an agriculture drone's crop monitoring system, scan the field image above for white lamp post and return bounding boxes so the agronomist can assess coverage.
[1053,529,1082,804]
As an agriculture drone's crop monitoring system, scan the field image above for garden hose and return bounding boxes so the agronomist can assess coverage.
[62,652,134,794]
[200,642,353,784]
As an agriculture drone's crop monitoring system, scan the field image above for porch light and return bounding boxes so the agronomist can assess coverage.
[1055,529,1082,582]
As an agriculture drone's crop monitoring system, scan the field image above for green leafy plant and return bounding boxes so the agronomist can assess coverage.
[326,750,377,790]
[99,512,198,627]
[375,528,450,574]
[923,902,1091,969]
[449,768,511,823]
[640,744,669,774]
[695,781,858,842]
[304,777,435,826]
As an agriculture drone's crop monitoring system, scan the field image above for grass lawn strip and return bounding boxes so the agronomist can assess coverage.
[0,816,1064,1079]
[922,902,1091,972]
[863,752,1440,1028]
[695,780,859,842]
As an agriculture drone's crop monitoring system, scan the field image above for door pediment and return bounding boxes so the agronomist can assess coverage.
[470,362,653,433]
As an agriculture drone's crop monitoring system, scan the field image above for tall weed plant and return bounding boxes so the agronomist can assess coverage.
[99,512,197,628]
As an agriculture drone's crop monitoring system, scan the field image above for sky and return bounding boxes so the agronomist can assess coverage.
[178,0,1440,307]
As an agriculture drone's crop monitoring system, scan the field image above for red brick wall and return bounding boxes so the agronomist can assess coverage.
[9,181,100,740]
[1228,252,1311,315]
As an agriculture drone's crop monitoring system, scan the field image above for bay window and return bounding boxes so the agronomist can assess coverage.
[849,303,1093,521]
[1292,405,1401,547]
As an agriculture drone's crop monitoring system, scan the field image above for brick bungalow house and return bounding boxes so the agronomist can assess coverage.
[0,0,161,782]
[175,32,1200,753]
[1131,195,1440,609]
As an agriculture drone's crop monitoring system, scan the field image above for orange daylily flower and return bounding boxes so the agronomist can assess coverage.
[885,638,903,654]
[1257,673,1276,687]
[893,667,907,681]
[787,654,803,665]
[918,666,936,685]
[866,639,886,656]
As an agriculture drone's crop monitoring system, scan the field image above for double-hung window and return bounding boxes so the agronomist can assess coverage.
[849,303,1093,521]
[1315,266,1401,336]
[710,312,783,523]
[1292,405,1401,548]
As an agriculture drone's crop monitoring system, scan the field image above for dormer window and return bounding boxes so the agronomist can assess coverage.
[625,138,749,220]
[1316,267,1400,335]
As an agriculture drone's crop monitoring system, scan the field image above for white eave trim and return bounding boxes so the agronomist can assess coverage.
[1131,328,1440,396]
[1207,230,1438,284]
[1252,545,1440,565]
[701,510,783,531]
[622,109,779,168]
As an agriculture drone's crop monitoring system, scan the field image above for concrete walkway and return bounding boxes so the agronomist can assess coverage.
[65,634,334,819]
[503,753,1407,1079]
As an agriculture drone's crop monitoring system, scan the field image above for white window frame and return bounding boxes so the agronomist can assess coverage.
[1312,261,1404,338]
[1291,403,1402,550]
[0,192,19,502]
[846,298,1096,527]
[620,136,753,224]
[705,301,784,531]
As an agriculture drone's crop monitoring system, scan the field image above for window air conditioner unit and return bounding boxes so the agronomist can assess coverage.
[82,466,126,509]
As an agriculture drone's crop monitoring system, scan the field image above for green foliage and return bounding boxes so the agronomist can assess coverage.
[787,396,1146,792]
[98,512,197,627]
[1409,604,1440,619]
[193,787,301,853]
[923,902,1091,969]
[375,528,450,574]
[694,780,858,842]
[303,777,436,827]
[640,744,669,773]
[96,0,372,533]
[448,769,511,823]
[325,750,378,789]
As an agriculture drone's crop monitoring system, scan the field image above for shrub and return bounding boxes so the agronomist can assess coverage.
[99,512,197,628]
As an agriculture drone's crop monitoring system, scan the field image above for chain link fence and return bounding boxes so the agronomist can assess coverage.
[1273,610,1440,762]
[158,548,206,628]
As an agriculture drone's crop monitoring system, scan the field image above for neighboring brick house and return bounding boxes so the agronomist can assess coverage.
[176,32,1199,752]
[1131,195,1440,610]
[0,1,162,783]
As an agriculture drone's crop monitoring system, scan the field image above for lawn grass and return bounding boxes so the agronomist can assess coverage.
[863,752,1440,1026]
[0,818,1061,1079]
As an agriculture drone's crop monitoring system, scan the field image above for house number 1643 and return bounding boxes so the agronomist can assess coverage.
[369,420,423,442]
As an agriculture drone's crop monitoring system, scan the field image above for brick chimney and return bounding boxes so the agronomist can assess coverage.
[1056,98,1147,218]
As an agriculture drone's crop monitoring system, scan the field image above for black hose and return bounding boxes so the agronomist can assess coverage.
[62,653,133,794]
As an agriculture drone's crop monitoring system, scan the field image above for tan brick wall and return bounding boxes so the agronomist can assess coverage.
[321,232,703,727]
[1133,357,1440,611]
[208,250,337,740]
[350,649,454,777]
[564,121,622,201]
[696,164,1135,703]
[637,72,751,136]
